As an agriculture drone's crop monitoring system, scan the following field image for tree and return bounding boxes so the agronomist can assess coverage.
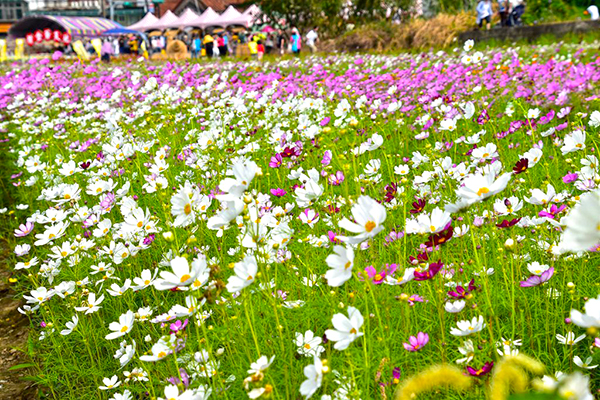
[255,0,343,32]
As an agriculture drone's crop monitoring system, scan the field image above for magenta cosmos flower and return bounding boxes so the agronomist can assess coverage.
[270,188,287,197]
[403,332,429,351]
[562,172,578,183]
[467,361,494,377]
[413,261,443,281]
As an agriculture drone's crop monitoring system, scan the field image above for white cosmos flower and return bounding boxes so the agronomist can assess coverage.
[114,340,136,368]
[105,310,135,340]
[444,300,466,313]
[573,356,598,370]
[569,294,600,328]
[561,130,586,155]
[338,196,386,244]
[14,244,31,256]
[527,261,550,276]
[456,339,475,364]
[217,159,259,201]
[455,173,511,207]
[226,254,258,293]
[471,143,498,162]
[589,110,600,128]
[170,181,200,227]
[99,375,121,390]
[556,332,586,345]
[463,39,474,51]
[558,189,600,253]
[324,306,364,350]
[74,292,104,314]
[140,337,172,362]
[154,256,210,291]
[440,118,457,131]
[300,356,323,399]
[324,245,354,287]
[247,355,275,375]
[394,164,410,175]
[413,207,452,234]
[295,330,325,357]
[60,315,79,336]
[557,372,594,400]
[450,315,486,336]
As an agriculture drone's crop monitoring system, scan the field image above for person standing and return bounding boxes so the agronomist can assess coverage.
[306,27,318,53]
[218,33,227,58]
[277,29,286,55]
[203,33,214,57]
[101,38,112,63]
[499,0,510,26]
[112,36,120,57]
[291,28,301,55]
[476,0,493,30]
[248,36,258,58]
[586,0,599,20]
[257,40,265,60]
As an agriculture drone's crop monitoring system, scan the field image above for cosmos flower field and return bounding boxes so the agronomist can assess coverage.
[1,40,600,400]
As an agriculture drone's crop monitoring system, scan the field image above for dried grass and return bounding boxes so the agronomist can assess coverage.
[324,12,474,52]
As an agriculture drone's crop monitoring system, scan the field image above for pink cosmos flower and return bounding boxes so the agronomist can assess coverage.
[169,319,188,334]
[270,188,287,197]
[327,231,341,244]
[538,204,566,219]
[562,172,578,184]
[269,153,283,168]
[14,221,34,237]
[322,150,332,166]
[403,332,429,351]
[329,171,344,185]
[520,267,554,287]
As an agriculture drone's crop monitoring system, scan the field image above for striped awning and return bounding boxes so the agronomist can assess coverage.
[8,15,124,38]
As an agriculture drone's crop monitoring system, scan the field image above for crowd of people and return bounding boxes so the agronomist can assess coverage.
[476,0,600,30]
[95,26,320,62]
[476,0,526,29]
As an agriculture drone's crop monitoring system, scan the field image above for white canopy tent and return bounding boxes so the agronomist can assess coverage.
[195,7,220,29]
[162,8,202,29]
[148,10,179,30]
[208,5,243,28]
[127,5,262,32]
[127,12,159,31]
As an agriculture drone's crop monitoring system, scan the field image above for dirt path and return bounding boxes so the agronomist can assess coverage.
[0,239,37,399]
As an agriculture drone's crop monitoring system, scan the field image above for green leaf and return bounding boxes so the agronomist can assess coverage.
[8,362,35,371]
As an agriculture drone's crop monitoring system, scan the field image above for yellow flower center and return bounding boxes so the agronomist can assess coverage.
[120,325,128,333]
[365,221,376,232]
[476,187,490,197]
[184,203,192,215]
[344,261,352,269]
[180,274,191,283]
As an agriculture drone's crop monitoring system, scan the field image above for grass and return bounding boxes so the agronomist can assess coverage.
[0,40,598,400]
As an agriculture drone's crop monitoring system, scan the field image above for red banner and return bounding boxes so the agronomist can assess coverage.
[43,28,52,41]
[53,30,62,42]
[25,33,34,46]
[34,30,43,43]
